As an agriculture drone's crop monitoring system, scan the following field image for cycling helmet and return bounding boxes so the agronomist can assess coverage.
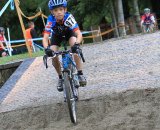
[144,8,150,13]
[0,27,5,33]
[48,0,67,10]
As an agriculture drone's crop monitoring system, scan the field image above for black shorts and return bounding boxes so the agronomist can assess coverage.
[0,49,5,57]
[50,30,77,47]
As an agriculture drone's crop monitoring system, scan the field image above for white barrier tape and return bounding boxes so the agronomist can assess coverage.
[0,0,13,17]
[9,37,46,44]
[10,0,15,10]
[81,30,99,34]
[8,30,98,44]
[33,43,44,50]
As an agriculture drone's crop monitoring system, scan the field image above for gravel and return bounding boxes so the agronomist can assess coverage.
[1,32,160,130]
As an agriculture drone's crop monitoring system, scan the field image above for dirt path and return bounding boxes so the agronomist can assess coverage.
[1,32,160,130]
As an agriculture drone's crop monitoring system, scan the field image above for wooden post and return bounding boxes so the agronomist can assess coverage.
[14,0,32,57]
[91,26,102,43]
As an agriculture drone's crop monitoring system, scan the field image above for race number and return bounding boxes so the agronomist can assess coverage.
[64,14,77,28]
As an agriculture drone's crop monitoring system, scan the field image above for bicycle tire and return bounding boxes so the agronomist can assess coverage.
[63,72,77,123]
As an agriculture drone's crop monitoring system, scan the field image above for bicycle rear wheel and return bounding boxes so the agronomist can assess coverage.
[63,72,77,123]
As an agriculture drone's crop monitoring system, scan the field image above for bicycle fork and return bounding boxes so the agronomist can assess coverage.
[62,70,78,102]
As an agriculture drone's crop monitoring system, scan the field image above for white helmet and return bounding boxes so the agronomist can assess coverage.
[144,8,150,13]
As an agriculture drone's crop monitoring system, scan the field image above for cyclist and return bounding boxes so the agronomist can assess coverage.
[43,0,87,92]
[141,8,156,33]
[0,27,7,57]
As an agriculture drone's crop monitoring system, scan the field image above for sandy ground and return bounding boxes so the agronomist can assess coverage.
[1,32,160,129]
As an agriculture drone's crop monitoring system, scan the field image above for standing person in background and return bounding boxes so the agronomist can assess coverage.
[0,27,7,57]
[26,21,38,52]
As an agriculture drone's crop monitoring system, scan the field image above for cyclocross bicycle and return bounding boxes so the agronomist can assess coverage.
[43,41,85,123]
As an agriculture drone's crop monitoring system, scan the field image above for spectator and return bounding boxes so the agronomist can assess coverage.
[0,27,7,57]
[25,21,38,52]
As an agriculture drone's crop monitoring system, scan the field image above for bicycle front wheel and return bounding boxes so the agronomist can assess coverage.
[63,72,77,123]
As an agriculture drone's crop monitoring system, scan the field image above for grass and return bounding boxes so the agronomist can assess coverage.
[0,42,92,65]
[0,51,45,65]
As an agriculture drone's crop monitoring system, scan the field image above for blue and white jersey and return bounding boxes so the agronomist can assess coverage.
[44,12,79,35]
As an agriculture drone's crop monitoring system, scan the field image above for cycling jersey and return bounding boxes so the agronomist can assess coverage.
[44,12,79,36]
[141,14,155,24]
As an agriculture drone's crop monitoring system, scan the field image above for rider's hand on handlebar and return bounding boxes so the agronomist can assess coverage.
[45,46,53,57]
[71,43,80,53]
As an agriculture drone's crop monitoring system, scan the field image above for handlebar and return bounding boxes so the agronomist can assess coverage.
[43,48,85,69]
[76,48,85,63]
[52,50,71,56]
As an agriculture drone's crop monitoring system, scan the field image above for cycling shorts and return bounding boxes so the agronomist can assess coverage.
[50,30,77,47]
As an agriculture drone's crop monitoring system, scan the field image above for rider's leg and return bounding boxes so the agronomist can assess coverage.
[69,36,87,86]
[149,24,154,32]
[50,37,63,92]
[142,25,147,33]
[50,45,61,75]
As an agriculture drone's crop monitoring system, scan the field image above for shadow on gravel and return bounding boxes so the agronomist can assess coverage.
[0,58,35,104]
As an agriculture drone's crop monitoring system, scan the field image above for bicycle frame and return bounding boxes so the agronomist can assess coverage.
[62,52,76,71]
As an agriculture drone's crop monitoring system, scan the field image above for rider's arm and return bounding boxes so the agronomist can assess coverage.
[141,20,144,26]
[43,33,50,48]
[151,15,156,24]
[74,29,83,44]
[141,15,145,25]
[43,15,53,48]
[64,13,83,44]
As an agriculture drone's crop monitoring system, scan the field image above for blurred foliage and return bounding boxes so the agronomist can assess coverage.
[68,0,111,30]
[0,0,154,40]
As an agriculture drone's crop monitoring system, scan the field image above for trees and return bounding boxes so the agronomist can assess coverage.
[0,0,156,40]
[110,0,119,37]
[68,0,111,30]
[114,0,126,36]
[132,0,141,33]
[0,0,48,40]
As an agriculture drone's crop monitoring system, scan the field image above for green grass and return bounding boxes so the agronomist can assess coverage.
[0,51,45,65]
[0,42,93,65]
